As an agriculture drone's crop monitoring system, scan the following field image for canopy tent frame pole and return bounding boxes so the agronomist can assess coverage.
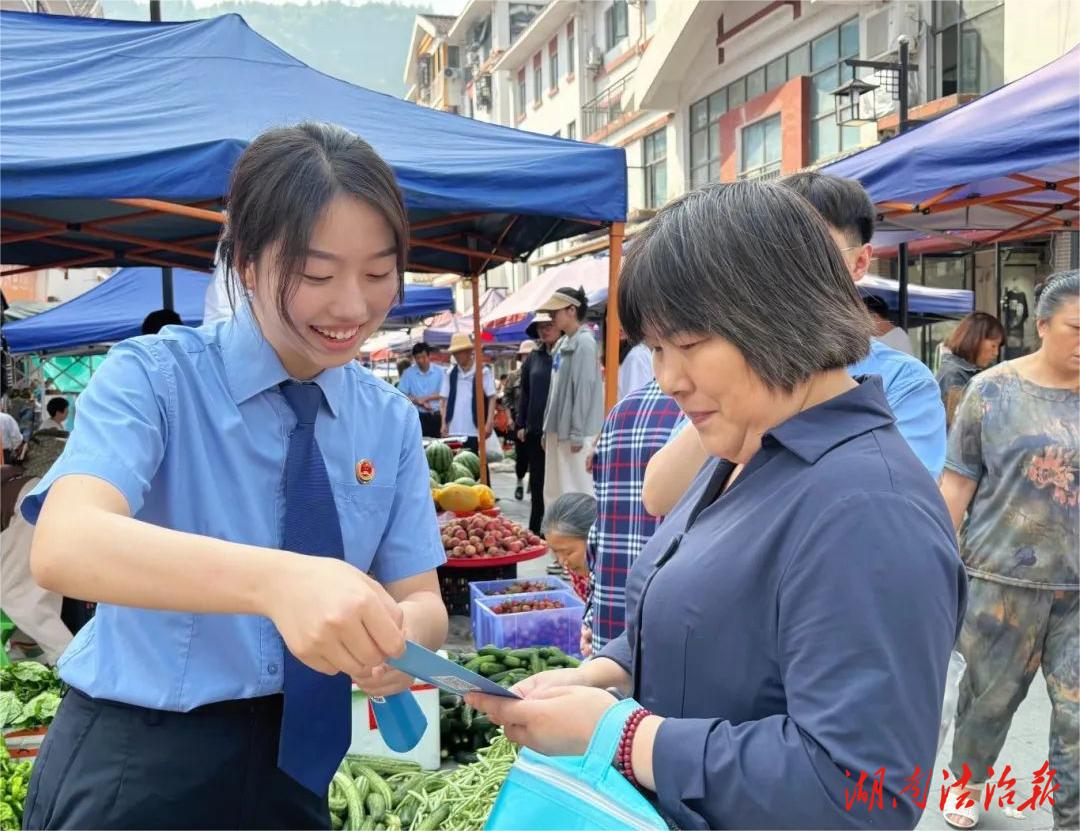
[604,223,625,412]
[470,270,488,485]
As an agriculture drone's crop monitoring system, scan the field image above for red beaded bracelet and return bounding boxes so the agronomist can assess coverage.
[614,707,652,787]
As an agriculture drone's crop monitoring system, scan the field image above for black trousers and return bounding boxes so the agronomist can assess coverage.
[417,410,442,439]
[23,689,327,830]
[523,430,546,535]
[514,431,530,481]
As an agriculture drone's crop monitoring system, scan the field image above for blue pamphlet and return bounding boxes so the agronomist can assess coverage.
[387,641,521,699]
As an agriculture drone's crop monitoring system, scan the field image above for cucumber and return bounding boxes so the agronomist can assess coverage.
[488,670,512,682]
[538,647,560,659]
[463,657,485,672]
[365,792,387,822]
[501,656,524,669]
[529,652,543,674]
[508,648,539,660]
[355,774,371,803]
[398,799,418,827]
[478,645,509,659]
[439,693,460,708]
[564,656,581,667]
[329,775,348,815]
[460,703,474,728]
[335,771,365,831]
[476,660,503,676]
[385,814,402,831]
[417,805,451,831]
[331,812,345,830]
[392,773,425,807]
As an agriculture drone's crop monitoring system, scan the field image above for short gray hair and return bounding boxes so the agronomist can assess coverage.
[1035,270,1079,320]
[541,493,596,540]
[618,180,873,392]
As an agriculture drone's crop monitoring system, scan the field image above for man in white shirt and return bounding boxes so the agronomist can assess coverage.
[42,397,69,432]
[1,409,24,462]
[439,333,496,455]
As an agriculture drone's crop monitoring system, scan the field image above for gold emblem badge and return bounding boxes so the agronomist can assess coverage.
[356,459,375,484]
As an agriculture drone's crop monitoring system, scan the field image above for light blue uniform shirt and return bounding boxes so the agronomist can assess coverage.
[22,308,445,711]
[397,364,445,413]
[667,339,946,479]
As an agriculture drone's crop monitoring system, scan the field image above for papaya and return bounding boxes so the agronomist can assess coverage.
[472,484,496,510]
[437,483,481,513]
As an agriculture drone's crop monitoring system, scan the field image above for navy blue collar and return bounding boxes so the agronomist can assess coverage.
[763,376,895,464]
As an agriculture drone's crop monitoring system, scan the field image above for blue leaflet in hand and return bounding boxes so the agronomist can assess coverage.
[387,641,521,699]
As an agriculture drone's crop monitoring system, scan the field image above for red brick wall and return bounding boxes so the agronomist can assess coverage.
[716,75,809,181]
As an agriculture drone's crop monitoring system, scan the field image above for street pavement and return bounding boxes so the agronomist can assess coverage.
[482,464,1059,831]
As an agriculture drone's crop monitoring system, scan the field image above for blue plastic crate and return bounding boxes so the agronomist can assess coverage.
[468,577,572,640]
[472,590,585,658]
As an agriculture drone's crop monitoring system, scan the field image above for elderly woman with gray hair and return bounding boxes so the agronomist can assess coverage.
[938,270,1078,830]
[467,180,967,830]
[542,493,596,655]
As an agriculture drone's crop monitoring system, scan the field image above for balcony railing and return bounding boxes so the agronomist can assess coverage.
[737,162,781,182]
[582,72,635,138]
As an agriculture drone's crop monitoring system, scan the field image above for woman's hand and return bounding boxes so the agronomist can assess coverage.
[466,686,617,756]
[510,666,590,698]
[263,555,406,678]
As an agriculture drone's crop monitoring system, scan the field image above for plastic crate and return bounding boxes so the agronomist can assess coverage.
[473,590,585,657]
[438,563,517,616]
[468,576,572,639]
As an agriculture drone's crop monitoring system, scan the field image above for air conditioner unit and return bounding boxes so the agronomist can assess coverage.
[444,67,463,80]
[862,2,920,60]
[585,46,603,70]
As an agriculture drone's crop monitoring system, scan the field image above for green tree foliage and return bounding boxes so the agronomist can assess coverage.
[100,1,432,96]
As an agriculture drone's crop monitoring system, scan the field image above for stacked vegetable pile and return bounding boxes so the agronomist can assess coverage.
[330,737,516,831]
[0,661,62,731]
[441,515,542,561]
[1,740,30,831]
[439,646,579,763]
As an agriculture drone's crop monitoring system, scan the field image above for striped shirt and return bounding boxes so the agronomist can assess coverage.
[586,380,684,650]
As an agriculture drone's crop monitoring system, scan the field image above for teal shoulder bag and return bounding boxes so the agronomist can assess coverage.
[484,698,668,830]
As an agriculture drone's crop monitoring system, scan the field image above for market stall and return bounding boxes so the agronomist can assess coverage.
[822,45,1079,320]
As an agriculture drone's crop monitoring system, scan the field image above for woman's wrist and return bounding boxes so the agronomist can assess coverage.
[580,656,631,691]
[629,715,662,792]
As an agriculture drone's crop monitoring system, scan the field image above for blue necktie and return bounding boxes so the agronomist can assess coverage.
[277,381,351,795]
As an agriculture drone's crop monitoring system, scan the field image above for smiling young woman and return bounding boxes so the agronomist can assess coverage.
[21,123,448,829]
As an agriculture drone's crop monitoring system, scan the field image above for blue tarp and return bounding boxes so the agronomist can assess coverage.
[823,47,1079,243]
[3,267,210,353]
[4,269,453,353]
[0,11,627,275]
[856,275,972,317]
[384,285,455,326]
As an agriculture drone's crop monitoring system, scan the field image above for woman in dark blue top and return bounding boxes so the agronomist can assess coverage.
[469,181,968,830]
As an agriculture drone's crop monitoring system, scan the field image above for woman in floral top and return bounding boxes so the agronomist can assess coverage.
[939,270,1078,830]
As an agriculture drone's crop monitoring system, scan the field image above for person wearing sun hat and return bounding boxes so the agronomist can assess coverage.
[438,333,497,461]
[537,287,604,506]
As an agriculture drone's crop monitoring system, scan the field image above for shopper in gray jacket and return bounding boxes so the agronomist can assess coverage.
[537,287,604,504]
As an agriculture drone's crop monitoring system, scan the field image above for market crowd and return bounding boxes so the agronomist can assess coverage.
[0,122,1075,831]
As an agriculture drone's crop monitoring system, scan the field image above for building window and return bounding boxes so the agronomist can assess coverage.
[532,52,543,104]
[739,114,782,180]
[808,17,860,162]
[688,18,860,181]
[566,20,575,75]
[932,0,1004,98]
[549,38,559,90]
[516,68,526,117]
[605,0,628,51]
[567,120,576,140]
[643,129,668,210]
[447,46,460,68]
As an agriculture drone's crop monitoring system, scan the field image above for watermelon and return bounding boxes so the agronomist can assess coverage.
[454,450,481,479]
[453,477,477,487]
[448,462,472,482]
[425,441,453,474]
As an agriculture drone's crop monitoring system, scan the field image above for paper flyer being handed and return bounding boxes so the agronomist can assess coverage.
[387,641,522,699]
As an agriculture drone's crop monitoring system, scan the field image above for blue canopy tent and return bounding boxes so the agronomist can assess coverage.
[0,11,628,475]
[822,47,1079,321]
[4,272,453,354]
[3,267,210,354]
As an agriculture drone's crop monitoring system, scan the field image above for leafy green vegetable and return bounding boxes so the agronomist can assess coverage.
[0,661,63,729]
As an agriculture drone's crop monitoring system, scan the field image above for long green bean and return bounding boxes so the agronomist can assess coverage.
[407,733,517,831]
